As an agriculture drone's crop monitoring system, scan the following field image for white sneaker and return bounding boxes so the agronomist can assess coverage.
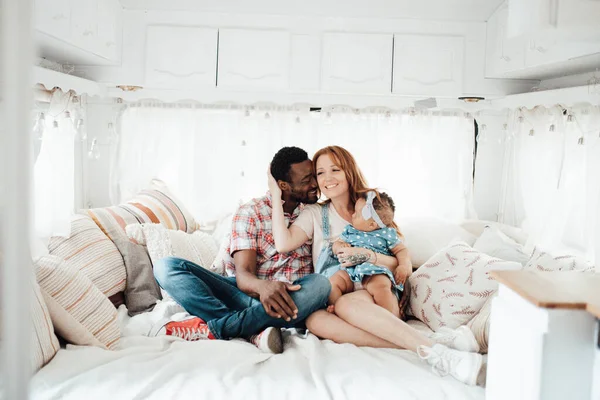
[248,327,283,354]
[417,344,483,386]
[429,326,480,353]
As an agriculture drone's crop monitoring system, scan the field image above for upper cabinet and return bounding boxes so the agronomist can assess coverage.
[34,0,122,65]
[486,1,600,79]
[321,33,393,95]
[145,26,218,88]
[217,29,290,90]
[393,34,464,97]
[507,0,600,41]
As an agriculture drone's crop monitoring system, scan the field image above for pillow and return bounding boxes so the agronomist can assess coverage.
[473,225,531,265]
[35,255,121,350]
[524,248,595,272]
[48,214,126,299]
[460,220,528,245]
[126,224,219,273]
[399,218,477,267]
[408,241,522,331]
[466,294,495,354]
[30,277,60,371]
[82,182,199,244]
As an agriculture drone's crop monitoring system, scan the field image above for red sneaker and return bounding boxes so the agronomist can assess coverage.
[248,327,283,354]
[150,317,216,341]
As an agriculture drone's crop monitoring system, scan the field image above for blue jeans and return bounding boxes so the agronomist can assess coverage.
[153,256,331,340]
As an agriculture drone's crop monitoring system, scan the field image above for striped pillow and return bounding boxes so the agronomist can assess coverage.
[48,215,126,298]
[31,277,60,371]
[83,185,199,243]
[35,255,121,350]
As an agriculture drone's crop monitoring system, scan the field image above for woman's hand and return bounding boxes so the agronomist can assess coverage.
[267,165,282,199]
[337,247,371,267]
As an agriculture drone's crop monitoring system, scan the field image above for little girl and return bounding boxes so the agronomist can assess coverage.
[329,191,411,317]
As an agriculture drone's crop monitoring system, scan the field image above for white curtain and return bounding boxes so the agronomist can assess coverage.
[33,90,78,238]
[114,103,476,224]
[500,105,600,262]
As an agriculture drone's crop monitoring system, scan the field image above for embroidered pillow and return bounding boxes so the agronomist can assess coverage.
[408,241,522,331]
[524,248,595,272]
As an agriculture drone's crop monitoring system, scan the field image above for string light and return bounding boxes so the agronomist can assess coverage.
[88,138,100,160]
[32,112,45,140]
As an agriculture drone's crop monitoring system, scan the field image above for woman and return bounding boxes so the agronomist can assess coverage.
[269,146,484,386]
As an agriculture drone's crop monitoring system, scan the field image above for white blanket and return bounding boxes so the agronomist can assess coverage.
[31,300,485,400]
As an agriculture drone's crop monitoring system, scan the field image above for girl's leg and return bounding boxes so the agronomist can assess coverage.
[363,275,400,318]
[334,290,435,353]
[306,310,397,349]
[328,270,354,306]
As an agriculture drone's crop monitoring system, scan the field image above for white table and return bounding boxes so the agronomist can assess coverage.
[486,271,600,400]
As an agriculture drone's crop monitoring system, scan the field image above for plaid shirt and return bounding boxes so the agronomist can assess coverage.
[220,192,313,283]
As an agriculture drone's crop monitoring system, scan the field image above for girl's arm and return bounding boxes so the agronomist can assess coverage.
[337,247,399,271]
[391,243,412,285]
[268,168,310,253]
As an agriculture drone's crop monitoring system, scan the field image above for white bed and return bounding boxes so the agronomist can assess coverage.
[30,300,485,400]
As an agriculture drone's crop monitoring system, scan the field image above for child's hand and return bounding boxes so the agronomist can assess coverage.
[267,165,282,199]
[394,263,412,285]
[332,240,351,255]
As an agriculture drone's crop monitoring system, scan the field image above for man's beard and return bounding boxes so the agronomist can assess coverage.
[290,188,318,204]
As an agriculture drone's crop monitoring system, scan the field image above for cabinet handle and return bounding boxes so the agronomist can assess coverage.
[535,46,547,53]
[83,30,94,37]
[52,14,67,21]
[106,41,115,47]
[500,55,512,62]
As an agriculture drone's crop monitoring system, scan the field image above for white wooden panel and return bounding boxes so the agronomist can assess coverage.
[525,38,600,68]
[290,34,321,92]
[485,3,525,77]
[70,0,99,55]
[393,34,464,96]
[321,32,393,94]
[218,28,290,90]
[145,26,218,88]
[35,0,71,40]
[96,0,121,61]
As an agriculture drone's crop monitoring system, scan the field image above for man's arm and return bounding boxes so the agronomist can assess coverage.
[234,249,300,321]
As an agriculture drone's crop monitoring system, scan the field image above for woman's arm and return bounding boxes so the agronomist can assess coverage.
[268,169,310,253]
[336,247,399,271]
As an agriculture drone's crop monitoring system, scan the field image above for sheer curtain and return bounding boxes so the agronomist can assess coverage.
[113,103,476,224]
[33,90,79,239]
[500,105,600,262]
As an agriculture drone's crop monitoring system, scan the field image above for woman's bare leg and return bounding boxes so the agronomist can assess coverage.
[363,275,400,318]
[334,290,434,353]
[306,310,397,349]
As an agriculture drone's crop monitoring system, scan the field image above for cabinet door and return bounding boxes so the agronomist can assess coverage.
[217,29,290,90]
[145,26,218,88]
[35,0,71,40]
[321,33,393,94]
[525,38,600,67]
[486,2,525,77]
[96,0,121,61]
[70,0,99,55]
[393,34,464,96]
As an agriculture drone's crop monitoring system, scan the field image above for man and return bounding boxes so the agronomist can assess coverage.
[152,147,330,353]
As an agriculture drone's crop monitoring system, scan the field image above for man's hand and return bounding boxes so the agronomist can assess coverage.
[257,281,301,321]
[332,240,351,255]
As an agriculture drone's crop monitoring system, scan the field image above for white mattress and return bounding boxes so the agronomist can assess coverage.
[31,301,485,400]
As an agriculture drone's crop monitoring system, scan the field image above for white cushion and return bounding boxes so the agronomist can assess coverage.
[524,247,595,272]
[473,225,531,265]
[399,218,477,267]
[460,220,528,245]
[126,223,221,274]
[408,241,522,331]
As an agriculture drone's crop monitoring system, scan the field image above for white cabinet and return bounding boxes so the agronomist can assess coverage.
[145,26,218,88]
[217,29,290,90]
[321,33,393,94]
[485,2,525,77]
[392,34,464,96]
[525,38,600,68]
[34,0,122,65]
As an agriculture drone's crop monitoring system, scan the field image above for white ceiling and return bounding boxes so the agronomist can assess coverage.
[119,0,505,22]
